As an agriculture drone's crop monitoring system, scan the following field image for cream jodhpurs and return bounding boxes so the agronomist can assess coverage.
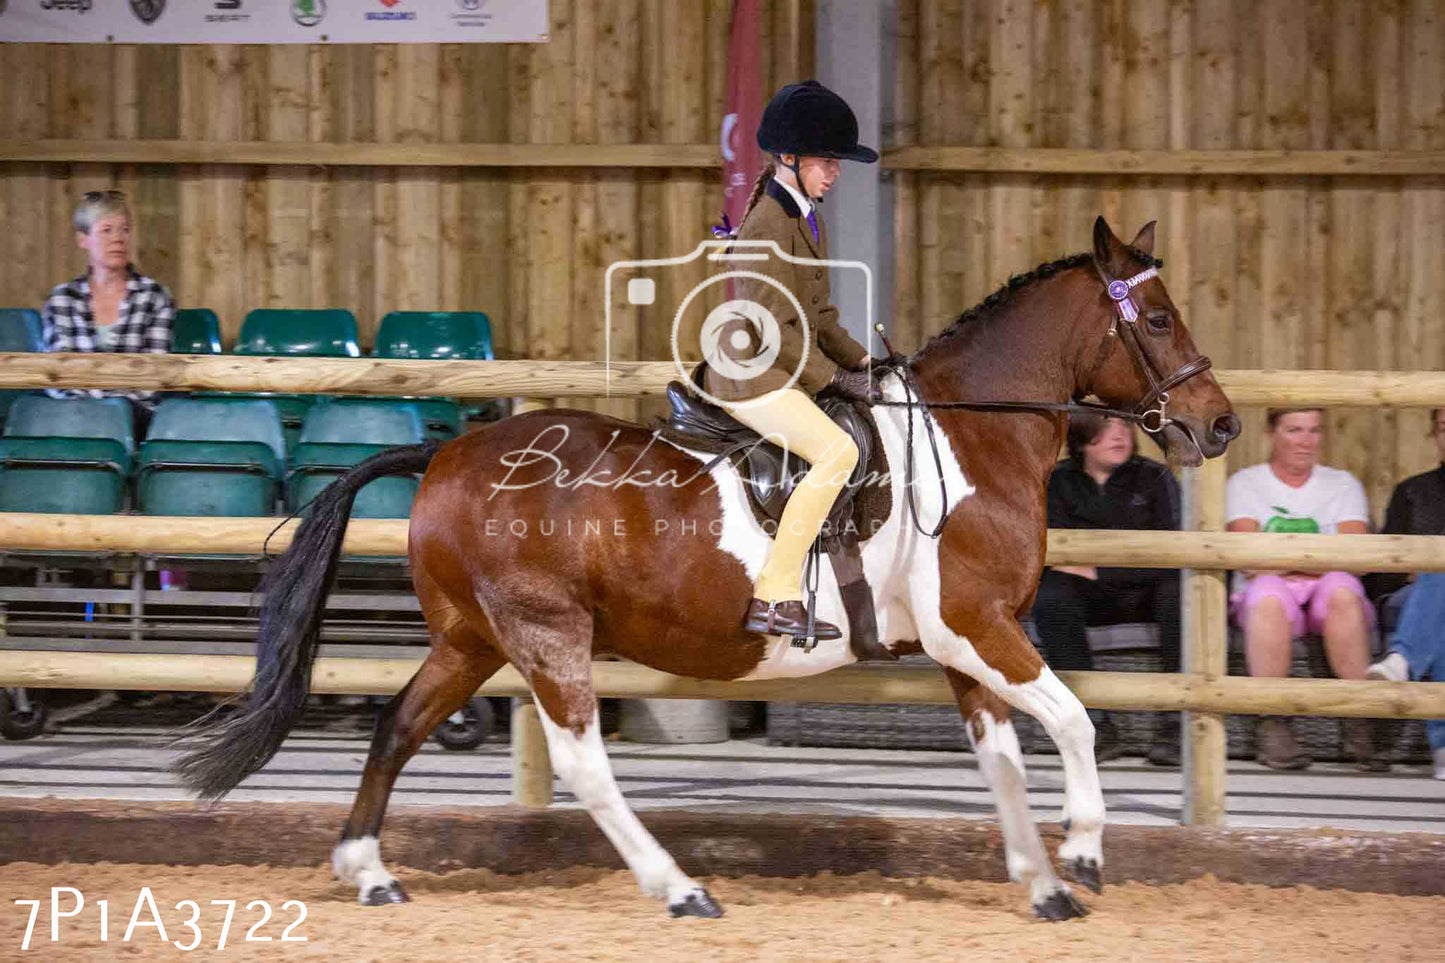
[724,388,859,602]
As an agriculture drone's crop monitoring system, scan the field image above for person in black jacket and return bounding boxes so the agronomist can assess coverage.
[1030,412,1182,765]
[1366,407,1445,607]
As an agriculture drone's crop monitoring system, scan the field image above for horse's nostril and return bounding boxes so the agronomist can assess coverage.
[1212,414,1242,442]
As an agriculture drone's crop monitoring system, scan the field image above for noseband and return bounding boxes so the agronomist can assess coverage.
[1083,262,1214,434]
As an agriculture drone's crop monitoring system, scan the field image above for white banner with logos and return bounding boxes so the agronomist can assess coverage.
[0,1,548,44]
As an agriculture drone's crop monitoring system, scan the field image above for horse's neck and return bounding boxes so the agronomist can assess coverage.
[909,280,1082,485]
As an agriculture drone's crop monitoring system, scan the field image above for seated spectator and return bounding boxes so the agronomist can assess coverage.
[1030,413,1181,766]
[41,189,174,441]
[1226,407,1385,772]
[1365,407,1445,780]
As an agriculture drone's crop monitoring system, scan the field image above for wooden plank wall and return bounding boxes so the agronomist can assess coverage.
[0,0,815,420]
[893,0,1445,524]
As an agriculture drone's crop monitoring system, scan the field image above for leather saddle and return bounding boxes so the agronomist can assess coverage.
[651,366,895,661]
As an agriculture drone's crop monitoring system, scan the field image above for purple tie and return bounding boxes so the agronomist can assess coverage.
[806,210,818,243]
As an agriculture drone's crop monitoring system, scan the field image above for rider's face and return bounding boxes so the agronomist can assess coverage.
[782,155,840,199]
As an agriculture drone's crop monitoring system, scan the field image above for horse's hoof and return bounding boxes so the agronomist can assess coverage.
[1066,857,1103,894]
[668,888,724,919]
[362,882,410,906]
[1033,889,1089,922]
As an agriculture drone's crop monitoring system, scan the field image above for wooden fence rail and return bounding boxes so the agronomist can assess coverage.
[0,653,1441,720]
[0,512,1441,572]
[2,354,1445,406]
[4,141,1444,177]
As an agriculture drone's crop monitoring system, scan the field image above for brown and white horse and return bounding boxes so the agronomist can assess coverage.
[174,217,1238,921]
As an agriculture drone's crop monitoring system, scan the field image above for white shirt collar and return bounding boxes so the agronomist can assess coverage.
[772,174,813,218]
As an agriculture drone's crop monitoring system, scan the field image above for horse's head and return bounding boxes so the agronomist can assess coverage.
[1079,216,1240,469]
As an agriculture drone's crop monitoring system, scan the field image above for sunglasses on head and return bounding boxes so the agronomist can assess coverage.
[82,189,126,201]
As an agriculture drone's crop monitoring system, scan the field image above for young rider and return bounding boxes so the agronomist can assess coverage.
[702,80,885,645]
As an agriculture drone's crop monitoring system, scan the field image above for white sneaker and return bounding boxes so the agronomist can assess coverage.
[1434,747,1444,781]
[1366,652,1409,683]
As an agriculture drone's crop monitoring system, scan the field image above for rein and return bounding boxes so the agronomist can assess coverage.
[871,261,1213,539]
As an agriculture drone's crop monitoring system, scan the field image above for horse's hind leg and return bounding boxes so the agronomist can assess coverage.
[517,618,723,919]
[944,667,1086,921]
[332,613,506,906]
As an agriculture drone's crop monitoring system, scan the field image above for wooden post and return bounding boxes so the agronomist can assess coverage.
[1182,455,1228,827]
[510,700,554,809]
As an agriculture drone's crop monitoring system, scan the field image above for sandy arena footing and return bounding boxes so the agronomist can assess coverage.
[3,799,1442,896]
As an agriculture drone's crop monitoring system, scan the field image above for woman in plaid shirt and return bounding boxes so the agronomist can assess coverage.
[42,189,174,439]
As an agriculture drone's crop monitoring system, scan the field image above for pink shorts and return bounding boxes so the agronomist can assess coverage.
[1229,572,1375,638]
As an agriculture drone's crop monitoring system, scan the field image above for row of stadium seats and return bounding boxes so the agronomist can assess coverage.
[0,394,423,519]
[0,307,496,520]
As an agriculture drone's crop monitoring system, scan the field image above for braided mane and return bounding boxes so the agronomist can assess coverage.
[915,247,1164,361]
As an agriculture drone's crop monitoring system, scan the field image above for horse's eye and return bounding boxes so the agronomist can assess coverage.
[1145,311,1171,333]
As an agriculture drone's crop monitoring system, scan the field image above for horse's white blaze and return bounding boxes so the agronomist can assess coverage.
[968,711,1067,905]
[532,699,703,905]
[331,836,396,903]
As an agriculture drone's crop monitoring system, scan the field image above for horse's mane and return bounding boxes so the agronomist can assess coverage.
[915,247,1164,360]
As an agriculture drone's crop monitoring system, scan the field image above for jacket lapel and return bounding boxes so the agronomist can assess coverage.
[765,179,820,258]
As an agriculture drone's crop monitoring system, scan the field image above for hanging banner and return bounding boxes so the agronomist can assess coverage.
[0,1,548,45]
[719,0,763,234]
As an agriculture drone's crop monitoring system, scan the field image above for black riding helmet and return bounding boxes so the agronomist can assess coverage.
[756,80,877,202]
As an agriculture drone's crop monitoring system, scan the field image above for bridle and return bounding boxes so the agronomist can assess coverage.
[871,261,1214,538]
[1079,260,1214,434]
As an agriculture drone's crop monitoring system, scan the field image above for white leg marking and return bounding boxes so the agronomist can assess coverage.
[968,712,1068,906]
[533,699,702,905]
[1000,668,1106,870]
[331,836,396,904]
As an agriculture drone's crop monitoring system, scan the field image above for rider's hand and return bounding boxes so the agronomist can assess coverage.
[830,366,882,403]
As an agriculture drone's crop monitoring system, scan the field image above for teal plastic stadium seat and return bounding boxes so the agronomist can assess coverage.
[0,309,46,426]
[374,311,493,360]
[236,308,360,357]
[371,312,489,440]
[0,308,45,352]
[191,392,318,456]
[287,400,424,519]
[136,399,285,516]
[171,308,223,354]
[297,399,425,446]
[4,395,134,451]
[0,396,134,514]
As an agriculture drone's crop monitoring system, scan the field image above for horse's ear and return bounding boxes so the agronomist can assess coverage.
[1092,216,1117,268]
[1130,221,1157,258]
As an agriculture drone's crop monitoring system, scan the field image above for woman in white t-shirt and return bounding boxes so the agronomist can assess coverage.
[1225,407,1383,772]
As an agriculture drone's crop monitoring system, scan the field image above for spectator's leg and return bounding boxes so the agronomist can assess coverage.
[1032,569,1094,671]
[1379,574,1445,763]
[1031,570,1121,762]
[1144,574,1182,765]
[1308,572,1386,771]
[1239,575,1302,678]
[1235,575,1310,769]
[1309,571,1374,680]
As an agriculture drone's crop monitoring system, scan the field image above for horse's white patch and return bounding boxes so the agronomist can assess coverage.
[664,372,975,681]
[331,836,395,903]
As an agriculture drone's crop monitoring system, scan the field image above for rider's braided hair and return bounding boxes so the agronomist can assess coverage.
[739,158,777,227]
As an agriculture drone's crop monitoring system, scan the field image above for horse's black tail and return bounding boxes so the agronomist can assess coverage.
[171,440,443,800]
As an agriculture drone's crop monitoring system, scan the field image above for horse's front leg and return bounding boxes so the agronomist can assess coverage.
[922,609,1106,907]
[942,665,1088,919]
